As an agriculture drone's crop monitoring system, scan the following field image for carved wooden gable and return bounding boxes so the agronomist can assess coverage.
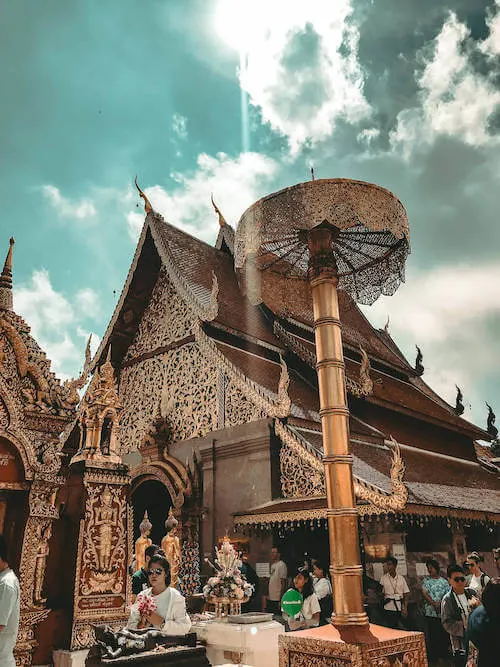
[119,267,272,454]
[119,269,219,453]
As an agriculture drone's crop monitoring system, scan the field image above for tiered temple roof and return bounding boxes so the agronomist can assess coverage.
[91,209,499,524]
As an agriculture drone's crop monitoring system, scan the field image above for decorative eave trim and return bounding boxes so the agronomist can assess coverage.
[275,420,408,512]
[149,216,218,322]
[90,219,151,372]
[233,500,500,527]
[273,320,373,398]
[91,214,219,373]
[194,320,291,418]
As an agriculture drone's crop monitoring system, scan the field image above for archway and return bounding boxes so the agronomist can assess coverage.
[0,436,29,572]
[131,479,173,547]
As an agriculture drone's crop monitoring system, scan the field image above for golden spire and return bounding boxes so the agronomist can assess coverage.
[0,238,14,311]
[211,193,227,227]
[134,176,153,214]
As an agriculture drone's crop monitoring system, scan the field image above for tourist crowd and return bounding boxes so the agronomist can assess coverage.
[1,531,499,666]
[271,545,500,667]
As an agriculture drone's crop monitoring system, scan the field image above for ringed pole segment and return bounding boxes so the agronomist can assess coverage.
[235,178,410,628]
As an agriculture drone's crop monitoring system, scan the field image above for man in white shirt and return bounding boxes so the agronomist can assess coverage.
[380,556,409,629]
[267,546,287,614]
[0,535,20,667]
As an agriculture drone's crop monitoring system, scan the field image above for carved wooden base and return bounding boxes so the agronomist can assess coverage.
[279,624,428,667]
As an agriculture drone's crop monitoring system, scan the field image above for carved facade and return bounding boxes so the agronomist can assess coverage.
[0,274,76,666]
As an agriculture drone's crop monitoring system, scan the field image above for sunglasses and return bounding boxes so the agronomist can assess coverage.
[452,576,466,583]
[147,568,164,576]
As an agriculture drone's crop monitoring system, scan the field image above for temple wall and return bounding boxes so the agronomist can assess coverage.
[189,419,272,562]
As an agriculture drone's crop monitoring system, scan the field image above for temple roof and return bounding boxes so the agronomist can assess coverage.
[0,239,80,423]
[92,211,491,465]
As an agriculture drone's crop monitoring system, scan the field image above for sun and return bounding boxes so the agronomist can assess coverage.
[214,0,262,54]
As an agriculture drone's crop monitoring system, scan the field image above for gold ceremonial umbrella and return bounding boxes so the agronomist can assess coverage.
[235,178,410,627]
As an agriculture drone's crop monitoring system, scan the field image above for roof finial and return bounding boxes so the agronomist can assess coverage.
[211,193,227,228]
[454,385,465,416]
[414,345,424,376]
[384,315,390,334]
[311,166,315,181]
[486,403,499,440]
[0,237,15,311]
[134,176,153,214]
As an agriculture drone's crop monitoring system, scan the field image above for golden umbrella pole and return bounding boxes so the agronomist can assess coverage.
[308,225,368,627]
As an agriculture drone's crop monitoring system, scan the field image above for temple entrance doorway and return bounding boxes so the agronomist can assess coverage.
[274,524,330,571]
[0,436,30,572]
[131,479,173,547]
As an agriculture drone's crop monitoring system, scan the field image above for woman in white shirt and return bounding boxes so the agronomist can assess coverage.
[312,559,333,623]
[127,555,191,635]
[466,552,490,599]
[312,560,332,600]
[285,566,321,631]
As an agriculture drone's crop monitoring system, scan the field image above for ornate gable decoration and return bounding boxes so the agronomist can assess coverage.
[275,420,408,513]
[0,310,80,416]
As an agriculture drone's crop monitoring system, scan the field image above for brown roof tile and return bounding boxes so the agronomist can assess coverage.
[155,219,279,347]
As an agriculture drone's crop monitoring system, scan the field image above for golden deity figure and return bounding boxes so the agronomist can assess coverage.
[33,522,52,607]
[94,486,118,572]
[135,511,152,572]
[161,508,182,589]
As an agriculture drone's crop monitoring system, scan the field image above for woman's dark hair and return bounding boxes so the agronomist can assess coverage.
[426,558,440,574]
[145,544,160,560]
[293,566,314,599]
[482,577,500,619]
[467,552,481,564]
[313,559,329,579]
[447,564,465,579]
[148,555,172,587]
[0,535,7,562]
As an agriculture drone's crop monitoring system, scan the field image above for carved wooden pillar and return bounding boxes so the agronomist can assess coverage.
[68,463,131,652]
[15,472,63,667]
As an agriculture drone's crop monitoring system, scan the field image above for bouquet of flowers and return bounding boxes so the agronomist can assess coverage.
[203,536,254,602]
[137,594,157,618]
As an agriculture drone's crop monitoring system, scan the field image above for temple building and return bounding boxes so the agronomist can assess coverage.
[0,183,499,665]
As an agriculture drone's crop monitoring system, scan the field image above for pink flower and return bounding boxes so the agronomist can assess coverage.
[138,595,157,617]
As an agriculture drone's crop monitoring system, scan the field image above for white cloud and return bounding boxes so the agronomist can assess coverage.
[481,0,500,57]
[361,262,500,424]
[42,185,97,220]
[14,269,100,380]
[357,128,380,146]
[391,11,500,157]
[215,0,370,152]
[172,113,188,140]
[75,288,100,318]
[129,151,277,242]
[126,211,145,241]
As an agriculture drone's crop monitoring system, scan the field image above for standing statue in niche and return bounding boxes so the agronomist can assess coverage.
[33,522,52,607]
[100,416,113,456]
[162,508,182,589]
[94,486,118,572]
[135,511,152,572]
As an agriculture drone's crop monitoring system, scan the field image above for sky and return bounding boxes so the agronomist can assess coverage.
[1,0,500,435]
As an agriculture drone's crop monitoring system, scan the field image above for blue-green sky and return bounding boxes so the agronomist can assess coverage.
[2,0,500,432]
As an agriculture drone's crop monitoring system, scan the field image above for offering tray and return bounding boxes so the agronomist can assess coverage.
[227,612,274,624]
